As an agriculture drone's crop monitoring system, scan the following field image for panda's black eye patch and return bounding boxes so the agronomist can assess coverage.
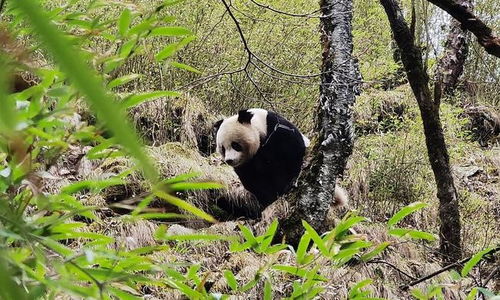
[231,142,242,152]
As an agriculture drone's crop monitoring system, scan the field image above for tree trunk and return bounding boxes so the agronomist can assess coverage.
[425,0,500,57]
[436,0,471,96]
[280,0,361,244]
[380,0,462,265]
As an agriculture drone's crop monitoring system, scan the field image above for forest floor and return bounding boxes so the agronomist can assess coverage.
[48,85,499,299]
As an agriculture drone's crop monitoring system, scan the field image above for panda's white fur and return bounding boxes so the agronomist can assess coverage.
[216,109,267,167]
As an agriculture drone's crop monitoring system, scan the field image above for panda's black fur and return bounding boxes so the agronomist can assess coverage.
[215,109,307,214]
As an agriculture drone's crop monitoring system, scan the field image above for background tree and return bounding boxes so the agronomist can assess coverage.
[436,0,471,96]
[425,0,500,57]
[380,0,462,265]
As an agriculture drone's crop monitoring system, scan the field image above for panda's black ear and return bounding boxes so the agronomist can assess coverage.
[213,119,223,132]
[237,110,253,124]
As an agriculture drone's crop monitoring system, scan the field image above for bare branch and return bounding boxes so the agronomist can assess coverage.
[249,0,322,18]
[400,246,500,290]
[368,259,417,280]
[425,0,500,57]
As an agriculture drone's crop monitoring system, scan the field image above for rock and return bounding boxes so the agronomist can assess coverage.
[454,165,483,179]
[167,224,195,236]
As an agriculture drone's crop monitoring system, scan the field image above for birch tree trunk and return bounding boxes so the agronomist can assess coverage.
[280,0,361,244]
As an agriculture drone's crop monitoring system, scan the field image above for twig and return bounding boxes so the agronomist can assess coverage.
[483,266,498,287]
[400,247,500,290]
[368,259,417,280]
[249,0,322,18]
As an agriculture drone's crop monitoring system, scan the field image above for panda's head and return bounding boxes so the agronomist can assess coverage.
[214,109,267,167]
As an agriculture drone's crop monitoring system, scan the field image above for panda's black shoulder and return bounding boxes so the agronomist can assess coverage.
[265,111,300,134]
[264,110,279,136]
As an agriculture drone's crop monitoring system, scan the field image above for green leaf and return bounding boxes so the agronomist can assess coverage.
[155,36,195,62]
[169,181,223,191]
[302,220,329,256]
[154,190,215,223]
[163,172,201,184]
[360,242,391,262]
[14,0,158,182]
[0,256,29,300]
[461,247,494,277]
[238,225,258,246]
[168,280,203,299]
[170,62,201,74]
[240,276,260,293]
[224,270,238,291]
[107,74,143,89]
[410,288,427,300]
[108,287,141,300]
[150,26,192,37]
[119,39,137,58]
[61,178,124,194]
[42,237,74,257]
[118,9,132,37]
[348,279,373,298]
[387,202,428,227]
[128,20,153,36]
[388,228,436,241]
[324,214,366,242]
[134,212,190,220]
[121,91,180,109]
[296,233,311,264]
[259,219,278,251]
[465,288,477,300]
[272,265,327,281]
[155,44,178,61]
[264,279,272,300]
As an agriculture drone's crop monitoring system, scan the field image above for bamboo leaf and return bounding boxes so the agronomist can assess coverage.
[296,233,311,264]
[461,247,493,277]
[14,0,158,182]
[154,190,216,223]
[169,181,223,191]
[302,220,329,256]
[170,61,201,74]
[387,202,428,227]
[272,265,327,281]
[108,74,142,89]
[150,26,192,37]
[389,228,436,241]
[118,9,132,37]
[224,270,238,291]
[264,279,272,300]
[360,242,391,262]
[121,91,180,108]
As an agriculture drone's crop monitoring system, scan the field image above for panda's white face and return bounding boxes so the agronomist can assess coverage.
[216,109,267,167]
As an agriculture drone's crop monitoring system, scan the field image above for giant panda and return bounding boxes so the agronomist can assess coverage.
[214,108,349,218]
[214,108,309,210]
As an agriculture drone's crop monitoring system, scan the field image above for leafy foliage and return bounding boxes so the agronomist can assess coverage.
[0,0,498,298]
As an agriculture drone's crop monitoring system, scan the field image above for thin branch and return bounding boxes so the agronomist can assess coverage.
[249,0,322,18]
[483,266,498,287]
[368,259,417,280]
[400,247,500,290]
[252,53,323,78]
[425,0,500,57]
